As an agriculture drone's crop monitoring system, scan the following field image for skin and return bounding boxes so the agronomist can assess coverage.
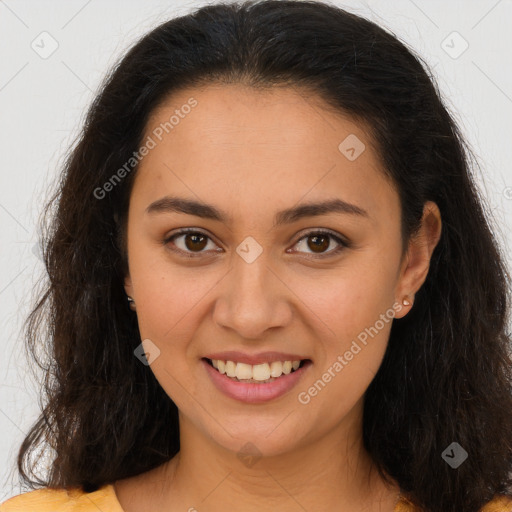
[117,83,442,512]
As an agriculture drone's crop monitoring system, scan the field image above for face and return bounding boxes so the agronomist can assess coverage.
[123,83,440,458]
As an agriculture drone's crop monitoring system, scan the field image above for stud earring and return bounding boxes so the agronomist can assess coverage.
[402,296,412,307]
[127,296,136,310]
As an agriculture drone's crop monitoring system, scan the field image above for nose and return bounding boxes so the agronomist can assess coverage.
[212,250,293,340]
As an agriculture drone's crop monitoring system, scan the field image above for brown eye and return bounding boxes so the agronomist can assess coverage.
[183,233,208,251]
[291,230,348,257]
[306,234,330,253]
[164,229,219,257]
[164,228,348,259]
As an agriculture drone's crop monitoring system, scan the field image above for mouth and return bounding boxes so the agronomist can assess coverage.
[201,356,312,403]
[202,357,310,383]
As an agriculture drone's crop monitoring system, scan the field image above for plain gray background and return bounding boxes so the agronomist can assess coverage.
[1,0,511,502]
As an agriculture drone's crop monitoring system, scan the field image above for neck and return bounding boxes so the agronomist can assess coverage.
[150,403,400,511]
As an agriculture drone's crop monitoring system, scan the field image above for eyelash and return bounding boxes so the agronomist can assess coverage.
[162,228,350,259]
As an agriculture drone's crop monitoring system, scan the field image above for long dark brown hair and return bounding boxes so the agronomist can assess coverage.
[16,1,512,511]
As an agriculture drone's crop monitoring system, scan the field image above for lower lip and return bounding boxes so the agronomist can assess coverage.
[202,359,312,404]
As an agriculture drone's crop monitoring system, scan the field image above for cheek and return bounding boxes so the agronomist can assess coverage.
[134,263,223,342]
[291,260,395,342]
[129,259,221,405]
[291,260,396,392]
[294,278,394,424]
[126,224,219,333]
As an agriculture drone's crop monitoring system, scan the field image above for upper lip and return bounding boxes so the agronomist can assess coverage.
[203,351,310,366]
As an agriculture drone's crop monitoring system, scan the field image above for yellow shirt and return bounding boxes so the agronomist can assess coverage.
[1,484,511,511]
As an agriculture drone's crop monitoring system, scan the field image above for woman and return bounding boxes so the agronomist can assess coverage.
[1,1,511,511]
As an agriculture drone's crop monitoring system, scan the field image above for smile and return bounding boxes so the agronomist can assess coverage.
[208,358,305,382]
[202,357,312,403]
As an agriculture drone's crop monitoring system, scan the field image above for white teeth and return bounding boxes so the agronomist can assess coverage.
[252,363,270,381]
[235,362,253,380]
[225,360,237,378]
[269,361,283,378]
[210,359,303,380]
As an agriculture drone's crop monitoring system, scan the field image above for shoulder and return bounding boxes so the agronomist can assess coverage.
[479,495,512,512]
[0,484,124,512]
[395,494,512,511]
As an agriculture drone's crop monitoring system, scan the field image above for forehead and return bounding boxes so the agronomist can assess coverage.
[146,83,370,151]
[133,83,398,229]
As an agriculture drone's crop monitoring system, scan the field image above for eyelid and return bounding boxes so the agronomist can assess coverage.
[163,227,349,258]
[292,227,349,246]
[163,227,221,258]
[288,228,349,256]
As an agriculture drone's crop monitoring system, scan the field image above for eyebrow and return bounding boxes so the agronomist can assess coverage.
[145,195,369,226]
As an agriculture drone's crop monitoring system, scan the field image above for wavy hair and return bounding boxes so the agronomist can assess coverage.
[17,1,512,511]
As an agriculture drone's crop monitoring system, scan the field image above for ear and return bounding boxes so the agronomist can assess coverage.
[124,274,133,298]
[394,201,442,319]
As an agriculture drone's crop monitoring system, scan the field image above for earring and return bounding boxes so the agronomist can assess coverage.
[402,296,412,307]
[127,296,136,310]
